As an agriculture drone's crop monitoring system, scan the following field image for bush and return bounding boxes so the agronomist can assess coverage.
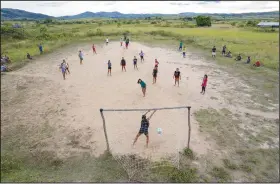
[96,28,104,36]
[231,22,237,26]
[246,20,258,27]
[196,16,211,27]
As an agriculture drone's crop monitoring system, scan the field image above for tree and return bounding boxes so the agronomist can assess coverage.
[195,16,211,27]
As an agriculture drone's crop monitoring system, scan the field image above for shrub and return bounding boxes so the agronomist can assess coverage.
[231,22,237,26]
[196,16,211,27]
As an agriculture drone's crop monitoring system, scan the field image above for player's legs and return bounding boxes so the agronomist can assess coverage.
[133,132,142,145]
[142,87,146,97]
[145,133,149,147]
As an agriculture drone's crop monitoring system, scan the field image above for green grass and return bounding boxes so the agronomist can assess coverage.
[210,166,231,182]
[194,108,279,182]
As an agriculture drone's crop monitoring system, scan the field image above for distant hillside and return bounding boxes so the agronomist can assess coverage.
[57,11,280,20]
[1,8,279,20]
[58,11,168,19]
[1,8,53,20]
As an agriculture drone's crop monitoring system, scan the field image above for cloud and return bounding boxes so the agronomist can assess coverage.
[36,1,69,7]
[1,1,279,17]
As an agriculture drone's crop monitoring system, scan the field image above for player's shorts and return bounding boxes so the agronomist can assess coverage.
[140,56,143,59]
[175,77,180,80]
[139,128,148,135]
[108,67,111,70]
[121,64,126,66]
[212,52,216,56]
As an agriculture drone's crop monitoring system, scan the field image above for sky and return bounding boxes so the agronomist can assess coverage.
[1,1,279,17]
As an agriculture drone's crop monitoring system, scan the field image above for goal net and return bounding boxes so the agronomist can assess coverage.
[100,106,191,180]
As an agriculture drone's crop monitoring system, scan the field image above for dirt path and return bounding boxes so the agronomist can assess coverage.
[1,42,278,163]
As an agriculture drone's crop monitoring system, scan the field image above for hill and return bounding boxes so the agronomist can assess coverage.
[1,8,279,20]
[1,8,53,20]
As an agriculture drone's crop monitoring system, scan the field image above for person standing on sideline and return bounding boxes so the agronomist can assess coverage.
[78,50,83,65]
[120,37,123,46]
[107,60,112,76]
[173,68,181,87]
[222,45,226,56]
[182,46,187,58]
[139,50,144,62]
[106,38,109,45]
[179,41,183,51]
[92,44,97,54]
[137,79,147,97]
[133,56,138,70]
[120,57,126,72]
[201,75,208,95]
[212,46,216,58]
[38,43,43,54]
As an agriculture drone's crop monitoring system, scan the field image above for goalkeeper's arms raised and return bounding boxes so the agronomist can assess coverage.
[147,110,157,121]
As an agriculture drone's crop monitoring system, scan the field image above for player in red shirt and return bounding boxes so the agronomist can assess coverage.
[253,61,261,67]
[92,44,97,54]
[201,75,208,95]
[155,59,159,67]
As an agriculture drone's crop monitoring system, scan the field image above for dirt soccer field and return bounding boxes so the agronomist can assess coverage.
[1,41,279,182]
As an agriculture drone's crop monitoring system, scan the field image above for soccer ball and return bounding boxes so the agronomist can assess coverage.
[157,128,162,135]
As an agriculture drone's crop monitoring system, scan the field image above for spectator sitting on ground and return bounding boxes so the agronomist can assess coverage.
[246,56,251,64]
[1,55,11,63]
[27,53,32,60]
[253,61,261,67]
[225,51,232,58]
[235,54,242,61]
[1,64,12,72]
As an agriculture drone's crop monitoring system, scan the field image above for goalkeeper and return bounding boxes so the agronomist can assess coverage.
[133,110,157,148]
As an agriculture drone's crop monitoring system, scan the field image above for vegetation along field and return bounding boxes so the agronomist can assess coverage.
[1,9,279,183]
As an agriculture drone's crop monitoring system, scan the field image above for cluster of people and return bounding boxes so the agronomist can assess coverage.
[211,45,262,67]
[56,39,209,148]
[1,55,12,73]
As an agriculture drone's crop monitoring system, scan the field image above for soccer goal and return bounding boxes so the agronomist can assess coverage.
[99,106,191,180]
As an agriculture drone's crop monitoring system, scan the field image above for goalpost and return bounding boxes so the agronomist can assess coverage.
[99,106,191,180]
[100,106,192,151]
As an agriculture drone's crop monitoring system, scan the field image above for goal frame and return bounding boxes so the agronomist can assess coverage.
[99,106,191,152]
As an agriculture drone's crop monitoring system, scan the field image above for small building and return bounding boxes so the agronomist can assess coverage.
[257,22,279,28]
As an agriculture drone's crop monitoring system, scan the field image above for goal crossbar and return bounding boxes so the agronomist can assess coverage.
[99,105,191,152]
[100,106,191,112]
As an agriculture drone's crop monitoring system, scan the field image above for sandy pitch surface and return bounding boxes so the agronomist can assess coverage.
[1,42,278,162]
